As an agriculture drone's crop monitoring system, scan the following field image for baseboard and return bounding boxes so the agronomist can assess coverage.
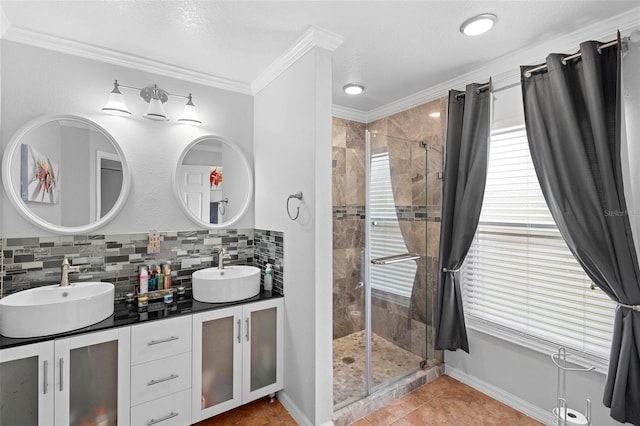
[445,365,555,425]
[278,390,316,426]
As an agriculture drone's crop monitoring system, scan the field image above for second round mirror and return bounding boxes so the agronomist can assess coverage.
[174,135,253,228]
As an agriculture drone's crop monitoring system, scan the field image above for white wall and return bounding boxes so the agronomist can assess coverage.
[0,40,254,237]
[445,23,640,426]
[254,47,334,425]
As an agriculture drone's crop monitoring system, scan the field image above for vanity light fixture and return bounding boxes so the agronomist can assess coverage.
[102,80,202,125]
[343,83,365,95]
[460,13,497,36]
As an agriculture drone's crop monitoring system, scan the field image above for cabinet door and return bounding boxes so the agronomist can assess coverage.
[54,327,131,426]
[192,305,242,422]
[242,298,284,403]
[0,342,54,425]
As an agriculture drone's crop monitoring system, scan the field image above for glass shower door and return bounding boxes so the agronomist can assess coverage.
[365,130,429,392]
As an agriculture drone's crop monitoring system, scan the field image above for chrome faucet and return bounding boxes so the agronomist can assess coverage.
[61,258,80,286]
[218,248,230,270]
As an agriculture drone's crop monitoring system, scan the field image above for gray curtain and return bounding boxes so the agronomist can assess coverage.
[434,83,491,352]
[522,35,640,425]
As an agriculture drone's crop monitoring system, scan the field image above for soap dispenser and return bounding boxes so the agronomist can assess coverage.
[264,264,273,292]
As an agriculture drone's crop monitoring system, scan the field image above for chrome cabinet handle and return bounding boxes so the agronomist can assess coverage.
[147,336,179,346]
[245,317,250,342]
[147,374,179,386]
[147,412,178,425]
[237,319,241,343]
[43,360,48,394]
[59,358,64,391]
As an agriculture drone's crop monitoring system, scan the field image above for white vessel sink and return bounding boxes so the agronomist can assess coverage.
[192,265,261,303]
[0,282,115,338]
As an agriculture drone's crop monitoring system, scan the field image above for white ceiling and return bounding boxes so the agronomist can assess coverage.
[2,1,639,114]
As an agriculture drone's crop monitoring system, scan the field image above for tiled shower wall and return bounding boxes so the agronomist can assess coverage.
[332,118,367,339]
[332,96,446,362]
[0,228,284,298]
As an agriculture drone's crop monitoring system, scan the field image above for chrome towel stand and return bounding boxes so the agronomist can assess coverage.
[287,192,303,220]
[551,347,594,426]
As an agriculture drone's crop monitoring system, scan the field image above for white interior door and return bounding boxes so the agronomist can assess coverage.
[178,165,211,222]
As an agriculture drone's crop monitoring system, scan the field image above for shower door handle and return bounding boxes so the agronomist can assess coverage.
[371,253,421,265]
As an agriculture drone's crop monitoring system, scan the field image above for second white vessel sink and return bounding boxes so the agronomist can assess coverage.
[0,282,115,338]
[192,265,261,303]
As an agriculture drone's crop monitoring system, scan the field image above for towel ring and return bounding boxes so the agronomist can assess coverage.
[287,192,303,220]
[218,198,229,215]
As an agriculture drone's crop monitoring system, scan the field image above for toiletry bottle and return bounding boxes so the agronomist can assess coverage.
[264,263,273,292]
[137,264,145,293]
[139,266,149,294]
[156,265,164,289]
[164,263,172,288]
[95,407,108,426]
[149,264,157,291]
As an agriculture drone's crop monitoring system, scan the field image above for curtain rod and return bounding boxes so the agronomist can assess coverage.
[455,82,491,99]
[523,37,623,78]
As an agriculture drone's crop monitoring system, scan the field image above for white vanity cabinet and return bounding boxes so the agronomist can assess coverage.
[0,327,131,426]
[191,297,284,422]
[0,341,54,425]
[130,316,192,426]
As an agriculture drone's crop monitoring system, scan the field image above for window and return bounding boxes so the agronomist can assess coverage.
[462,126,616,363]
[369,152,416,300]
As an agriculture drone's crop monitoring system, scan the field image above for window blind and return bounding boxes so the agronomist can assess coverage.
[369,153,416,299]
[462,126,616,360]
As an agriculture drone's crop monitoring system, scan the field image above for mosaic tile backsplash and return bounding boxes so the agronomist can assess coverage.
[1,228,284,298]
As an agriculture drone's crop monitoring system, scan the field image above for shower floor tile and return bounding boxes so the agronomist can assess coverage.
[334,331,424,407]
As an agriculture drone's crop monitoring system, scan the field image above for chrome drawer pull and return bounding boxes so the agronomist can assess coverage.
[147,336,179,346]
[245,317,250,342]
[43,360,48,394]
[147,374,179,386]
[237,319,241,343]
[59,358,64,391]
[147,412,178,425]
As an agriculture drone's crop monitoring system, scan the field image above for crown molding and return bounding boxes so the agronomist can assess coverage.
[331,105,368,123]
[2,26,253,95]
[251,25,344,95]
[360,6,640,123]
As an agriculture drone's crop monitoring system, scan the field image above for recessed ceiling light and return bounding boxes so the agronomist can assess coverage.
[343,84,365,95]
[460,13,497,36]
[429,112,441,118]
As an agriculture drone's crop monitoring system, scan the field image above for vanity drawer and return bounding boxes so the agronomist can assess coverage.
[131,316,192,365]
[131,388,191,426]
[131,352,192,406]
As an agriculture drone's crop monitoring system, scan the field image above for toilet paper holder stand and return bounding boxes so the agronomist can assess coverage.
[551,347,594,426]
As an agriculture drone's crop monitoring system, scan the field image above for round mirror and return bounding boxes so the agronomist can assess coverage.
[2,114,131,234]
[174,135,253,228]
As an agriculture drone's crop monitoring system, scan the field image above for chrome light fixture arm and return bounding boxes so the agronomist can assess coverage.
[102,80,201,124]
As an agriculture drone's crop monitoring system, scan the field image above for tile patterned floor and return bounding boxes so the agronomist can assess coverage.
[334,331,424,407]
[350,375,544,426]
[194,375,543,425]
[194,398,296,425]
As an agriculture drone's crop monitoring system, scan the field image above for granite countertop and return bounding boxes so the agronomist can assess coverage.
[0,289,283,350]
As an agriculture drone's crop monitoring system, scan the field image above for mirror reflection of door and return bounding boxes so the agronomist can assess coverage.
[179,139,227,224]
[96,151,123,220]
[177,165,225,224]
[178,165,211,222]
